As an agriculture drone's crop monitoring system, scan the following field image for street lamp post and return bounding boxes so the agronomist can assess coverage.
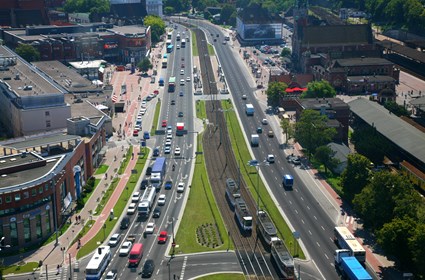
[51,172,59,246]
[103,224,106,242]
[247,159,269,211]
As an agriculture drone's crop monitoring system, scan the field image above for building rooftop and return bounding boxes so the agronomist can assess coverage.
[3,134,81,151]
[300,97,350,110]
[301,24,373,46]
[0,46,65,98]
[108,25,147,37]
[347,75,395,83]
[69,60,106,70]
[334,57,393,67]
[348,98,425,165]
[64,94,110,121]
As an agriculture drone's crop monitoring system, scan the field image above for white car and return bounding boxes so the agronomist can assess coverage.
[180,69,184,75]
[164,146,171,154]
[266,154,275,163]
[145,222,155,234]
[166,133,173,139]
[148,93,155,99]
[134,124,141,131]
[180,79,185,85]
[140,108,147,115]
[186,76,190,82]
[108,233,121,247]
[157,194,166,206]
[131,192,141,202]
[105,271,117,280]
[141,101,147,108]
[127,203,137,215]
[177,182,185,193]
[119,241,132,256]
[165,139,172,146]
[261,118,268,125]
[174,147,181,156]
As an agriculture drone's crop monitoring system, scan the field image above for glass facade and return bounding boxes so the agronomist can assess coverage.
[10,222,18,246]
[36,215,42,238]
[24,218,31,243]
[46,210,51,234]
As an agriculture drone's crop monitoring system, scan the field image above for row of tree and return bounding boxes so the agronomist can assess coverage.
[341,154,425,276]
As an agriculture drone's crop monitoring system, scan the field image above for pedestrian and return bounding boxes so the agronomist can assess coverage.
[78,215,81,222]
[75,216,78,224]
[57,264,60,275]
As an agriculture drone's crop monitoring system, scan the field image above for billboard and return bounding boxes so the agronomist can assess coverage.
[244,24,278,40]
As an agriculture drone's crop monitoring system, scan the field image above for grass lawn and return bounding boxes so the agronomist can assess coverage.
[196,100,207,120]
[222,101,305,259]
[77,152,148,259]
[151,100,161,136]
[191,30,198,56]
[207,44,215,55]
[81,179,100,207]
[94,178,119,215]
[3,262,38,275]
[94,164,109,175]
[197,273,245,280]
[118,146,133,175]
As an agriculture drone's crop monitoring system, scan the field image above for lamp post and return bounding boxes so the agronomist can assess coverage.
[51,172,59,246]
[103,224,106,242]
[247,159,269,211]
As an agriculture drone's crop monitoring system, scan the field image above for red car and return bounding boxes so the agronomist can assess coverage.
[154,90,159,95]
[158,231,168,244]
[133,130,139,136]
[161,120,167,127]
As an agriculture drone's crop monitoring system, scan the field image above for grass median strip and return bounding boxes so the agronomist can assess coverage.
[222,101,305,258]
[3,262,38,275]
[77,152,148,259]
[191,30,198,56]
[118,146,133,175]
[94,164,109,175]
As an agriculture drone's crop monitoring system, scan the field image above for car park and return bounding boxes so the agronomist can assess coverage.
[127,203,137,215]
[174,147,181,156]
[141,259,155,278]
[153,206,161,218]
[145,223,155,234]
[157,194,166,206]
[164,180,173,190]
[108,233,121,247]
[158,231,168,244]
[131,192,141,202]
[120,217,130,229]
[119,241,132,256]
[177,182,185,193]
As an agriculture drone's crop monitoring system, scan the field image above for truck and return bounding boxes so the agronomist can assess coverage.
[282,174,294,189]
[251,134,259,147]
[137,186,156,217]
[246,104,254,116]
[335,250,372,280]
[150,157,166,189]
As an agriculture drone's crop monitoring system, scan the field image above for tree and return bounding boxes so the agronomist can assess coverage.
[351,125,392,164]
[409,223,425,276]
[314,145,339,174]
[280,118,294,145]
[280,47,291,57]
[294,110,337,158]
[340,153,370,202]
[164,6,175,16]
[137,58,153,73]
[301,80,337,99]
[64,0,110,14]
[384,100,410,117]
[144,15,166,43]
[15,44,40,62]
[220,4,236,25]
[265,81,287,107]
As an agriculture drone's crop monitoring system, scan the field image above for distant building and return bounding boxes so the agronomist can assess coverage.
[0,0,49,27]
[146,0,163,18]
[327,142,351,174]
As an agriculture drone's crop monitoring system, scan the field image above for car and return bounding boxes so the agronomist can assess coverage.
[120,216,130,229]
[146,166,152,176]
[213,38,217,42]
[127,203,137,215]
[141,101,147,108]
[145,222,155,234]
[119,241,132,256]
[164,146,171,154]
[174,147,181,156]
[162,120,167,127]
[149,93,155,99]
[176,44,180,49]
[181,63,185,68]
[152,206,161,218]
[133,130,139,137]
[266,154,275,163]
[153,147,160,157]
[157,194,166,206]
[158,231,168,244]
[180,69,184,75]
[171,100,176,105]
[268,130,274,137]
[140,179,149,189]
[222,41,226,45]
[153,89,159,95]
[143,131,150,139]
[216,34,219,38]
[179,91,184,97]
[141,259,155,278]
[261,118,268,125]
[177,182,185,193]
[242,94,247,100]
[140,108,147,115]
[146,95,152,101]
[134,124,141,131]
[186,76,190,82]
[180,79,185,85]
[105,270,117,280]
[131,192,141,202]
[166,132,173,139]
[108,233,121,247]
[257,127,263,133]
[166,126,172,133]
[178,111,183,117]
[292,157,301,165]
[165,139,172,146]
[164,180,173,190]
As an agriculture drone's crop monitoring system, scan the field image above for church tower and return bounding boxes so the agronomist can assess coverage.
[292,0,308,70]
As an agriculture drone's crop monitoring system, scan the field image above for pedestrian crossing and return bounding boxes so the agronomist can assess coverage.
[39,266,79,280]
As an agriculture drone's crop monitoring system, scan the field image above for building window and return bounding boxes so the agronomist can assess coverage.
[15,194,20,202]
[0,197,2,204]
[24,218,31,243]
[23,192,29,199]
[39,187,43,194]
[5,196,11,203]
[45,111,50,116]
[45,184,49,191]
[46,210,51,234]
[46,120,51,128]
[10,222,18,246]
[32,189,37,196]
[36,215,42,238]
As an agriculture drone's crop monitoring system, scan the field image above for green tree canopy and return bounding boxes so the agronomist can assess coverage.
[314,145,339,174]
[137,58,153,73]
[220,4,236,25]
[164,6,175,15]
[384,101,410,117]
[351,125,392,164]
[280,47,291,57]
[280,118,294,145]
[15,44,40,62]
[301,80,337,99]
[340,153,370,202]
[64,0,110,13]
[265,81,287,107]
[294,109,337,157]
[144,15,166,43]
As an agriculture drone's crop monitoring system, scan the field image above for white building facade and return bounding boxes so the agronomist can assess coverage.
[146,0,163,18]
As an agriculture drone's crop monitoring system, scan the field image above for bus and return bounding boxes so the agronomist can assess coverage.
[168,77,176,92]
[334,227,366,263]
[167,32,172,39]
[85,246,111,280]
[128,243,143,267]
[162,58,168,68]
[181,39,186,48]
[167,44,173,53]
[166,39,172,47]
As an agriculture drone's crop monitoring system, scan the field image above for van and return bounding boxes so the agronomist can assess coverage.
[128,243,143,267]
